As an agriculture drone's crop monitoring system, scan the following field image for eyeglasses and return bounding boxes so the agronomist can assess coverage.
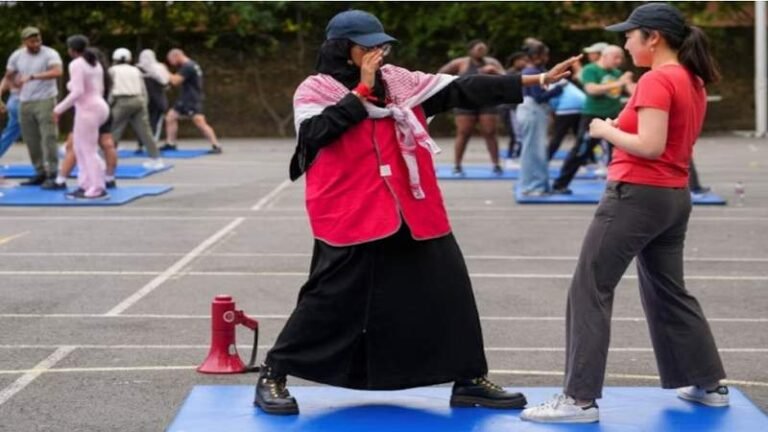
[360,44,392,57]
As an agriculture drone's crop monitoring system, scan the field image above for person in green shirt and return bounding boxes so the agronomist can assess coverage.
[553,45,634,194]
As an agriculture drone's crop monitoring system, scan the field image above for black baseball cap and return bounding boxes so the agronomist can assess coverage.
[605,3,688,39]
[326,10,397,47]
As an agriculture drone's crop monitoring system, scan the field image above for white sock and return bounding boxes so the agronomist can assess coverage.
[105,175,115,182]
[55,175,66,184]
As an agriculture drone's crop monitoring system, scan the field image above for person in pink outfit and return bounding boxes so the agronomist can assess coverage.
[53,35,110,200]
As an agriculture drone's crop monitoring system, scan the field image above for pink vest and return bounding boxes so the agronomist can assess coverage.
[305,107,451,246]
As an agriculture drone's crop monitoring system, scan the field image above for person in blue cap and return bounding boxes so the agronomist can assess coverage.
[521,3,727,423]
[253,9,580,415]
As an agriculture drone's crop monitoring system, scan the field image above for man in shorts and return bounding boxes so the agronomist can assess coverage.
[161,49,222,154]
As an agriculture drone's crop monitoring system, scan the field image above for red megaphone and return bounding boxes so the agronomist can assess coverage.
[198,295,259,374]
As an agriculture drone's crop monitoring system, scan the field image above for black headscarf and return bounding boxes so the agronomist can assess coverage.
[315,39,387,105]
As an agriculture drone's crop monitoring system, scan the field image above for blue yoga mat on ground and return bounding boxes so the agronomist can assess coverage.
[436,164,598,180]
[0,185,172,206]
[515,180,607,204]
[167,386,766,432]
[500,149,569,161]
[514,181,728,205]
[0,163,172,179]
[117,148,210,159]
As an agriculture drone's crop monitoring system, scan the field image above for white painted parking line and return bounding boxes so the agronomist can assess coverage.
[0,363,764,388]
[0,314,766,323]
[466,274,768,281]
[0,216,307,221]
[104,179,295,316]
[103,218,246,316]
[274,203,768,212]
[251,180,291,211]
[0,252,186,257]
[464,255,768,263]
[484,347,768,353]
[3,214,767,222]
[1,204,766,214]
[0,216,239,221]
[0,346,76,406]
[3,252,768,263]
[0,271,157,276]
[488,370,768,388]
[16,366,197,374]
[0,231,29,246]
[0,344,764,353]
[453,216,768,221]
[3,270,768,281]
[0,207,254,213]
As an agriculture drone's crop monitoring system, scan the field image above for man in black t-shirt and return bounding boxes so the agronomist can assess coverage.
[162,49,222,153]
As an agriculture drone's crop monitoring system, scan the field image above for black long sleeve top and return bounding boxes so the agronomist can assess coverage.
[289,73,524,181]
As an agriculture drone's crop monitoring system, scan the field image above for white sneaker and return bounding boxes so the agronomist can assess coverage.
[677,385,730,407]
[593,166,608,177]
[504,159,521,170]
[142,159,167,170]
[520,394,599,423]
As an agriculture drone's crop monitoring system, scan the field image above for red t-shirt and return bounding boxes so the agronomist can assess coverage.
[609,64,707,188]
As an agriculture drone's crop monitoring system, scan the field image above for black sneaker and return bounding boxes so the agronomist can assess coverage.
[492,165,503,176]
[691,186,711,195]
[105,180,117,189]
[66,189,110,200]
[452,166,465,177]
[450,376,527,409]
[133,148,145,155]
[20,174,46,186]
[254,365,299,415]
[551,187,573,195]
[41,179,67,190]
[208,145,223,155]
[159,143,178,152]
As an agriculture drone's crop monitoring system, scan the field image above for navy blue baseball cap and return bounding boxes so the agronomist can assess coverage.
[326,10,397,47]
[605,3,688,39]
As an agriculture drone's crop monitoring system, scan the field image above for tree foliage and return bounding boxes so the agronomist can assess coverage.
[0,1,752,65]
[0,1,755,135]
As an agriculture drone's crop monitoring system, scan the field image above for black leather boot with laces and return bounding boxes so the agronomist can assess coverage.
[254,365,299,415]
[450,376,527,409]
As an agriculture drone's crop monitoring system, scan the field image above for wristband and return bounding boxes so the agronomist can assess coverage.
[539,73,547,86]
[354,83,373,99]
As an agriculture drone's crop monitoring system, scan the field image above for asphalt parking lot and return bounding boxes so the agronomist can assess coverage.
[0,135,765,431]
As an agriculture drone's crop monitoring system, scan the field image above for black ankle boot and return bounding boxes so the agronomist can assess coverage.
[253,364,299,415]
[450,376,527,409]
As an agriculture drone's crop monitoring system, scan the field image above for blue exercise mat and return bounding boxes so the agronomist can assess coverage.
[691,190,729,205]
[436,164,598,180]
[515,180,607,204]
[515,181,728,206]
[167,386,767,432]
[0,185,172,206]
[500,149,569,161]
[0,163,172,179]
[117,148,211,159]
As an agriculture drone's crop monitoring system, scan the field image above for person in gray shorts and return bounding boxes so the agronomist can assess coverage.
[3,27,63,188]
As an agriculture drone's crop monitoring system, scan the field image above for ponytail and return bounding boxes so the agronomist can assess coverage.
[66,34,98,66]
[679,26,720,85]
[640,25,720,86]
[82,48,98,66]
[92,47,112,96]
